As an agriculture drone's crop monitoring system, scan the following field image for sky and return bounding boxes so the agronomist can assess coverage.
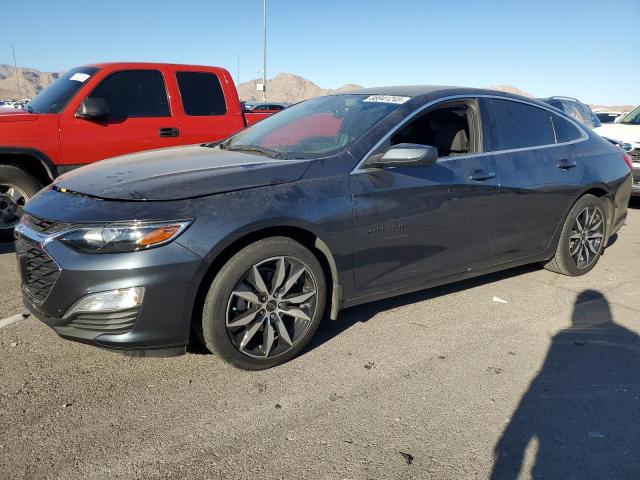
[1,0,638,105]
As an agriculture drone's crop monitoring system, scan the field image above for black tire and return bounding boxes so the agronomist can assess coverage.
[201,237,326,370]
[0,165,43,242]
[543,194,607,276]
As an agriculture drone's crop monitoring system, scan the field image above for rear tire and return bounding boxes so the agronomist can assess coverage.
[0,165,43,242]
[543,194,607,276]
[201,237,326,370]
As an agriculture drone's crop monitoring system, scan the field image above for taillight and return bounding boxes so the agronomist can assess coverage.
[622,152,633,170]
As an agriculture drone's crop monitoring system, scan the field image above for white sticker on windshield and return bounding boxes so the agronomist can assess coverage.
[69,73,91,82]
[363,95,411,104]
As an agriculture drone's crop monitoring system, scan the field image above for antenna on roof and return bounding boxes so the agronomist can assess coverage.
[11,44,22,99]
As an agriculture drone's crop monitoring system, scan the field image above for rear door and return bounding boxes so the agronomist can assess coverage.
[486,98,586,263]
[60,68,183,165]
[170,67,245,144]
[349,98,499,295]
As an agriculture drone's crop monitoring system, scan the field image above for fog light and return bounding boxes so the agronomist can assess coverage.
[64,287,145,318]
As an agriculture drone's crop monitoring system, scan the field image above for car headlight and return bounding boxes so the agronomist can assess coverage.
[59,220,192,253]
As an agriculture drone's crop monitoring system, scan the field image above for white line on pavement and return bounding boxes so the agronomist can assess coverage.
[0,314,29,329]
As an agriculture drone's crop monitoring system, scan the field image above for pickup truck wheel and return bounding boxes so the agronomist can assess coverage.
[201,237,326,370]
[0,165,43,242]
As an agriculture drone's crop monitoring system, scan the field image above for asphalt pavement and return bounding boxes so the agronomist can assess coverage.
[1,200,639,479]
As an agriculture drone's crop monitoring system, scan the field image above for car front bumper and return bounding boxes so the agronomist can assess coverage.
[15,222,204,356]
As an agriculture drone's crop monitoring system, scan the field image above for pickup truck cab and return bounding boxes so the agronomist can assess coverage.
[0,62,271,240]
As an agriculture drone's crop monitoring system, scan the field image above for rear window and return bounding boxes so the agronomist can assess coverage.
[552,115,582,143]
[88,70,170,117]
[491,99,555,150]
[176,71,226,116]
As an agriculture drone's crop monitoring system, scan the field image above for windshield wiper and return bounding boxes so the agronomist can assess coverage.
[225,144,285,159]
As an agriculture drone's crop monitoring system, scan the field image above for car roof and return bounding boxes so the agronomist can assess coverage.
[336,85,549,106]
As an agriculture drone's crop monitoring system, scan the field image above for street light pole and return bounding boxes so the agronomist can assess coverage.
[262,0,267,102]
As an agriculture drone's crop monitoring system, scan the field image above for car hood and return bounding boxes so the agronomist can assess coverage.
[594,124,640,144]
[53,145,311,201]
[0,110,39,123]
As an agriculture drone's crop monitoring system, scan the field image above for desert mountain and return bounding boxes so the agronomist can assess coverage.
[238,73,362,103]
[0,64,633,112]
[488,85,533,97]
[0,64,60,100]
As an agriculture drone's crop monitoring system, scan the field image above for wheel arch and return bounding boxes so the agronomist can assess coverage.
[577,184,614,236]
[546,184,614,256]
[0,147,57,186]
[190,224,343,341]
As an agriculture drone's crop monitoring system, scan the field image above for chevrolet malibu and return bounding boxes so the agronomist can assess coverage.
[15,87,633,369]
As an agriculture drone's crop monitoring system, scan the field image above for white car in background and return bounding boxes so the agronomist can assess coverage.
[594,105,640,195]
[594,111,623,124]
[0,100,15,109]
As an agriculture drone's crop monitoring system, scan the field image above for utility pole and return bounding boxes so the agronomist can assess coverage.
[12,44,22,99]
[262,0,267,102]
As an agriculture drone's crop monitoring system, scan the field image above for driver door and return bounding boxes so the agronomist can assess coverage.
[349,98,499,296]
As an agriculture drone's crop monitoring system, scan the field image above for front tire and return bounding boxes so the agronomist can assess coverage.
[543,194,607,276]
[201,237,326,370]
[0,165,43,242]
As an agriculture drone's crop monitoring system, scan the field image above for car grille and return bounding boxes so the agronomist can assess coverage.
[20,238,60,304]
[629,148,640,163]
[22,214,72,234]
[67,308,139,334]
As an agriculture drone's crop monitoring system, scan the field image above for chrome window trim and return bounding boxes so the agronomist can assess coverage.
[351,94,590,173]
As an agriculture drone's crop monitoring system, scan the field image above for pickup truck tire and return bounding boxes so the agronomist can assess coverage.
[0,165,42,242]
[201,237,326,370]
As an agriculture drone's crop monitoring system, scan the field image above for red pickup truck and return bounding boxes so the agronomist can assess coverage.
[0,62,273,240]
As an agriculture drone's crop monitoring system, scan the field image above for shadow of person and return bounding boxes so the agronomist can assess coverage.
[491,290,640,479]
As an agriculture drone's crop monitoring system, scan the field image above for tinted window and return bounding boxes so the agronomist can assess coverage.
[88,70,169,117]
[560,100,595,128]
[176,71,226,116]
[552,115,582,142]
[596,113,618,123]
[28,67,98,114]
[491,99,555,149]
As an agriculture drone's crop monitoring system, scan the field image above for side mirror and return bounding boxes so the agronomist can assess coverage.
[75,98,110,119]
[368,143,438,169]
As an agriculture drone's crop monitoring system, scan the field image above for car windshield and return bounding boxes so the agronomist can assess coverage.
[620,105,640,125]
[27,67,99,114]
[219,94,406,159]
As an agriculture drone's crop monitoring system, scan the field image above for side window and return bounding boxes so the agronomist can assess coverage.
[491,99,555,150]
[561,101,586,125]
[390,102,478,157]
[88,70,169,117]
[552,114,582,143]
[176,71,227,116]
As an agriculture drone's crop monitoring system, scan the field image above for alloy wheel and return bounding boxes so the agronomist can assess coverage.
[569,205,604,270]
[225,256,318,359]
[0,184,28,231]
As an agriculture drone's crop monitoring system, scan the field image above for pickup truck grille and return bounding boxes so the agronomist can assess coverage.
[19,238,60,304]
[629,148,640,163]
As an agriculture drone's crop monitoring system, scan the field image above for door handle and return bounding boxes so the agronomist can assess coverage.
[159,127,180,137]
[469,169,496,181]
[557,158,577,169]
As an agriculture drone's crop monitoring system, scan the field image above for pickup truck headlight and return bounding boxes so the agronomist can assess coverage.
[59,221,191,253]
